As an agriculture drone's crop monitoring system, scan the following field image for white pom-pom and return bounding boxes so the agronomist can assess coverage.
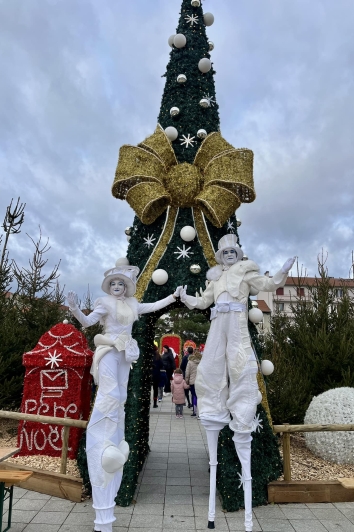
[257,391,263,405]
[168,34,176,47]
[116,257,129,267]
[204,12,214,26]
[198,58,212,73]
[261,360,274,376]
[249,286,259,296]
[180,226,196,242]
[152,269,168,285]
[174,34,187,48]
[164,126,178,141]
[248,308,263,323]
[63,319,69,325]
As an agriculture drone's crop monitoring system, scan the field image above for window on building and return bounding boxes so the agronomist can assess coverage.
[335,288,343,298]
[297,287,305,297]
[276,287,284,295]
[275,302,285,312]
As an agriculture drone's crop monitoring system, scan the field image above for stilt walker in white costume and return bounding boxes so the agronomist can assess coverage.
[179,235,295,532]
[67,259,180,532]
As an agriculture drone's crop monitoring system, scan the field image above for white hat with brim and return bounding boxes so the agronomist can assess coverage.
[215,234,244,265]
[101,260,139,297]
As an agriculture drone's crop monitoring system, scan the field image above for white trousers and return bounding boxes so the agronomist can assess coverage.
[195,310,259,433]
[86,349,131,532]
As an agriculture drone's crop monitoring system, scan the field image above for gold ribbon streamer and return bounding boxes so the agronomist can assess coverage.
[135,207,179,301]
[112,125,255,228]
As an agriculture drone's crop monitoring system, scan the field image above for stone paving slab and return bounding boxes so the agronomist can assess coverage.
[3,399,354,531]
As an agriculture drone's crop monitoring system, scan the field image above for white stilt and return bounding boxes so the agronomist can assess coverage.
[233,432,253,532]
[205,429,220,529]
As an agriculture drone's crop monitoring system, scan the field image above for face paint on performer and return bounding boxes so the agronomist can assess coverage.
[109,279,126,297]
[222,248,238,265]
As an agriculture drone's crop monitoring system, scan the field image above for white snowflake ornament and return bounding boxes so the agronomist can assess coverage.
[174,245,193,259]
[143,234,156,248]
[44,350,63,369]
[180,134,196,148]
[251,413,263,433]
[185,14,199,26]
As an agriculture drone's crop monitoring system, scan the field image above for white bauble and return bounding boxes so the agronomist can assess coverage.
[197,129,207,139]
[261,360,274,376]
[170,107,180,117]
[249,287,259,296]
[257,391,263,405]
[63,319,69,325]
[204,12,215,26]
[152,269,168,285]
[180,226,196,242]
[305,388,354,464]
[168,35,176,47]
[177,74,187,83]
[198,58,212,73]
[174,34,187,48]
[248,308,263,323]
[164,126,178,141]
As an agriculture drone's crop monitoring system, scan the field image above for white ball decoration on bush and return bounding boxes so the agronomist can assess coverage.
[304,387,354,464]
[152,269,169,285]
[257,391,263,405]
[180,226,196,242]
[164,126,178,141]
[168,35,176,47]
[174,34,187,48]
[204,12,215,26]
[248,307,263,324]
[261,360,274,376]
[198,58,212,73]
[249,286,259,296]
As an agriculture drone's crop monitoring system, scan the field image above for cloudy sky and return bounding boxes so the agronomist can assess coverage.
[1,0,353,300]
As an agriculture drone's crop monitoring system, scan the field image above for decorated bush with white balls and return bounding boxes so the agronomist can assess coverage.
[304,387,354,464]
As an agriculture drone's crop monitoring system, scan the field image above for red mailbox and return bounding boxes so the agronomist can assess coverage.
[17,321,93,458]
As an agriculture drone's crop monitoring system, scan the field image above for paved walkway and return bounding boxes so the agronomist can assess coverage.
[2,397,354,531]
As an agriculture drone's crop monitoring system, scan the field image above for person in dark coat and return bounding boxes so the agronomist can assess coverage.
[151,345,164,408]
[180,346,193,408]
[161,345,176,394]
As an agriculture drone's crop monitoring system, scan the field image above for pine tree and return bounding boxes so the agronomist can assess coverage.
[111,0,282,508]
[154,307,210,346]
[264,255,354,424]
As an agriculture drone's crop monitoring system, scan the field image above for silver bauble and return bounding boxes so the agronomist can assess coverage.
[199,98,210,108]
[236,218,242,227]
[125,227,132,236]
[204,12,215,26]
[208,41,215,52]
[191,0,200,6]
[177,74,187,83]
[190,264,201,275]
[197,129,207,139]
[170,107,180,117]
[251,300,259,308]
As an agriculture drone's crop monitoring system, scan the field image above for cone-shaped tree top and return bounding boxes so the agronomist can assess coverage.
[158,0,219,163]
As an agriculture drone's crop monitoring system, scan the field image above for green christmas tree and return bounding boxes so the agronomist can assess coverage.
[110,0,282,509]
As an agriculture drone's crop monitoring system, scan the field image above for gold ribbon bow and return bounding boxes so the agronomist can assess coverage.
[112,125,255,228]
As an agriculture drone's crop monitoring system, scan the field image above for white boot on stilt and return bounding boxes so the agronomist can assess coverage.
[205,428,220,529]
[233,432,253,532]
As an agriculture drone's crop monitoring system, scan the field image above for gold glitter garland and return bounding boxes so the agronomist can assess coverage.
[193,207,217,268]
[112,126,255,228]
[135,207,179,301]
[257,372,273,428]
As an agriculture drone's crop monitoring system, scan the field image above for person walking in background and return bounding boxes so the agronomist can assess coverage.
[161,345,176,394]
[158,367,167,402]
[171,368,189,418]
[180,346,193,408]
[185,349,202,417]
[151,345,163,408]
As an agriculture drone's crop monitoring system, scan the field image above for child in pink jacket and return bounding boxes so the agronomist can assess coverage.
[171,368,189,418]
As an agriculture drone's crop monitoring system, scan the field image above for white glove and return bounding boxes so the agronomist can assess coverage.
[173,286,183,298]
[66,291,78,310]
[180,285,188,303]
[281,257,296,274]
